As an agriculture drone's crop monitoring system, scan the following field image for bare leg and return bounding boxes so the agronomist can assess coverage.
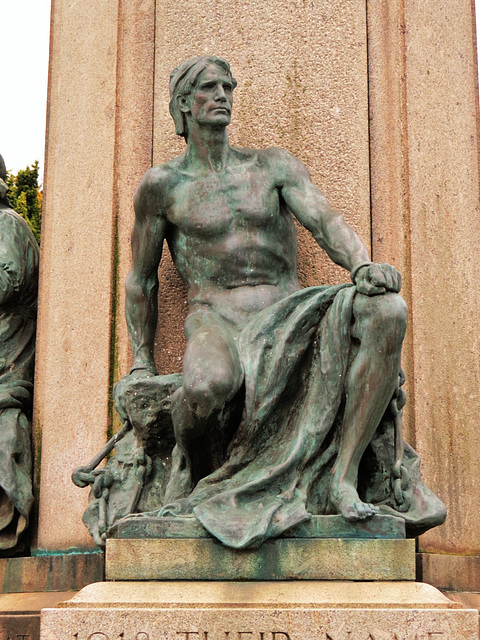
[329,292,407,521]
[163,313,243,503]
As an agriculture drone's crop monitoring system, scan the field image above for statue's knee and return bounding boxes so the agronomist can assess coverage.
[355,292,407,345]
[184,370,238,420]
[383,293,408,332]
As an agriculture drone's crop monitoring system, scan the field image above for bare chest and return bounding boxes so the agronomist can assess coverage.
[166,168,278,238]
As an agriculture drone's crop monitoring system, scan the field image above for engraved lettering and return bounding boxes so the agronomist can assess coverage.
[427,634,444,638]
[87,634,111,640]
[237,634,253,639]
[136,634,149,640]
[16,636,30,640]
[177,634,200,640]
[272,634,291,640]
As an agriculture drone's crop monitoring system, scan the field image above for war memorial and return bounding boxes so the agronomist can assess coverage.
[1,1,480,639]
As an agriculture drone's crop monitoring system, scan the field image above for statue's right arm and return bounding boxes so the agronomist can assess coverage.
[125,168,168,377]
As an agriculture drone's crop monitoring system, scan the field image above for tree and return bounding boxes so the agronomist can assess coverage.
[6,161,42,244]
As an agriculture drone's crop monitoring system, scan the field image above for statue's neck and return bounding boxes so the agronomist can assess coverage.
[185,126,230,172]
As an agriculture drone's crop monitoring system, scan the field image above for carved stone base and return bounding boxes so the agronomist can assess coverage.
[105,537,415,581]
[40,581,479,640]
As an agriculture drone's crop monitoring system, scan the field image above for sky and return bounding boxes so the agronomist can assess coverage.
[0,1,51,178]
[1,1,480,181]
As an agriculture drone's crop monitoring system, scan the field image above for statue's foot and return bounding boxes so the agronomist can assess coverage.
[329,483,379,522]
[159,498,193,517]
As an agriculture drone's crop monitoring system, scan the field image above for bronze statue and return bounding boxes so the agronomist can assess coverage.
[75,56,446,548]
[0,155,38,552]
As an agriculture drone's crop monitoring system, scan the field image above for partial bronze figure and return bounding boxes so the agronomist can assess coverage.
[0,154,38,552]
[75,56,446,548]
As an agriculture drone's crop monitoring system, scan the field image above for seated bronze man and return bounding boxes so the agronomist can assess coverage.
[104,56,445,548]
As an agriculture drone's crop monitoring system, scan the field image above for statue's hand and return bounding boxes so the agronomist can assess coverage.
[113,366,157,422]
[0,381,33,411]
[354,263,401,296]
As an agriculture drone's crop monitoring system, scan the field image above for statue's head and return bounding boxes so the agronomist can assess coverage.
[169,55,237,140]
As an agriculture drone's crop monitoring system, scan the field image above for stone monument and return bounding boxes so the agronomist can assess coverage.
[34,2,477,640]
[43,56,479,640]
[32,1,480,600]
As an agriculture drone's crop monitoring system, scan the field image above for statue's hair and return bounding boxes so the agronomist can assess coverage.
[0,155,6,183]
[0,155,9,205]
[169,55,237,140]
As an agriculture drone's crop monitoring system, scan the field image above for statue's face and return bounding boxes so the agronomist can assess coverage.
[180,63,234,129]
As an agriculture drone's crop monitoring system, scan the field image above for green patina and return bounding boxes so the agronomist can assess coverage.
[32,548,103,557]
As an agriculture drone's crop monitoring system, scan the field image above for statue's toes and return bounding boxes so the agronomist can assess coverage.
[359,502,379,519]
[341,503,363,522]
[342,501,378,521]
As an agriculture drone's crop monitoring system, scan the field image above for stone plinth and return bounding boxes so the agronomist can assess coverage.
[40,581,478,640]
[0,591,77,640]
[105,538,415,581]
[0,553,104,594]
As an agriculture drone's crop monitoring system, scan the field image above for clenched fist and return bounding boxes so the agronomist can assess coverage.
[353,263,402,296]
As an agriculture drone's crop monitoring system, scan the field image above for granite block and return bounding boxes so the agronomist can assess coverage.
[105,538,415,581]
[0,553,104,593]
[40,581,478,640]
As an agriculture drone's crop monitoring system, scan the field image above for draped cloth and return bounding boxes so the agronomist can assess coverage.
[162,284,446,548]
[0,206,38,550]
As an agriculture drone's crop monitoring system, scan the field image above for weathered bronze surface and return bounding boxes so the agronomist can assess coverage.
[75,56,446,549]
[0,155,38,552]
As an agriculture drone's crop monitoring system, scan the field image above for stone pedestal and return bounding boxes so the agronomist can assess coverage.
[40,581,479,640]
[106,538,415,582]
[106,517,414,582]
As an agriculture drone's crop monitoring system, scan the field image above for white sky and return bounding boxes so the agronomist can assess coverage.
[0,1,51,178]
[1,1,480,181]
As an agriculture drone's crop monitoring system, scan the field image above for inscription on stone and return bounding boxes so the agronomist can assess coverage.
[0,613,40,640]
[69,630,447,640]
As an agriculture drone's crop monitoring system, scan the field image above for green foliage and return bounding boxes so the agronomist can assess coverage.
[6,161,42,244]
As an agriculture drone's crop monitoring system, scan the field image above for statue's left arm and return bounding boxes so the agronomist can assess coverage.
[273,149,401,295]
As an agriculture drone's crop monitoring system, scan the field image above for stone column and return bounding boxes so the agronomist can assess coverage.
[34,0,156,550]
[367,0,480,591]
